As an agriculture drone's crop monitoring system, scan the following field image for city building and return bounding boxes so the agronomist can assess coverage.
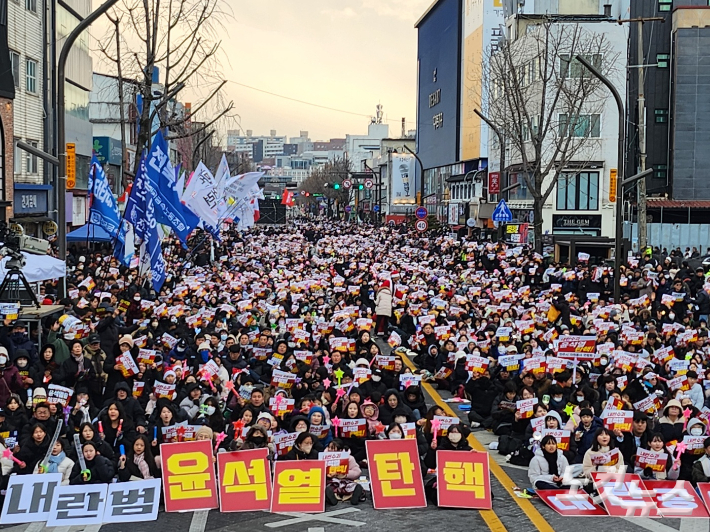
[345,105,389,172]
[226,129,287,163]
[8,0,47,235]
[0,0,14,223]
[368,136,417,222]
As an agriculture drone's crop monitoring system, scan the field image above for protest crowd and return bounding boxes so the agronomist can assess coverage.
[3,219,710,513]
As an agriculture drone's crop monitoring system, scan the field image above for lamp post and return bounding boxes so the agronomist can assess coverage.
[57,0,120,295]
[402,145,425,207]
[576,55,625,303]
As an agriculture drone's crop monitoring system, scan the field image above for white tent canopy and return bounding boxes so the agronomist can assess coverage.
[0,252,66,283]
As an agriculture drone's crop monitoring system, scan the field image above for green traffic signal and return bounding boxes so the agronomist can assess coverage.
[333,183,340,190]
[358,184,364,190]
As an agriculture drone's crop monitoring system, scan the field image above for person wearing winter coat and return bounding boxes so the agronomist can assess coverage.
[180,382,207,419]
[117,435,159,482]
[615,411,653,471]
[582,428,625,477]
[104,382,147,432]
[0,346,22,408]
[379,389,414,426]
[97,401,137,455]
[308,406,333,447]
[374,281,392,335]
[424,424,472,470]
[32,344,61,390]
[691,437,710,483]
[13,423,50,474]
[57,340,102,407]
[283,432,319,461]
[402,385,427,420]
[33,439,74,485]
[573,408,604,463]
[324,438,364,506]
[360,400,382,437]
[635,433,679,481]
[72,422,116,464]
[529,435,571,489]
[658,399,686,443]
[69,441,116,484]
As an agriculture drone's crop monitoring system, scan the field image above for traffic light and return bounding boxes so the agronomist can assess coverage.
[304,192,310,197]
[333,183,340,190]
[324,183,331,188]
[358,183,364,190]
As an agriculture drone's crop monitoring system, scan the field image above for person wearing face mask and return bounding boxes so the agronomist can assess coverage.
[384,422,405,440]
[235,425,274,459]
[8,323,37,364]
[423,424,472,504]
[284,432,318,461]
[358,368,387,399]
[0,346,22,409]
[12,350,33,404]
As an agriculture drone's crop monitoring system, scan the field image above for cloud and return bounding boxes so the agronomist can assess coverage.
[360,0,432,22]
[322,6,358,19]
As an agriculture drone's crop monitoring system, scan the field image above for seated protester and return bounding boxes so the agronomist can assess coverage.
[118,435,159,482]
[573,408,604,464]
[635,433,679,481]
[615,411,652,471]
[691,436,710,483]
[511,386,539,438]
[420,345,441,377]
[180,382,207,419]
[105,382,148,433]
[148,402,180,455]
[540,410,577,462]
[192,396,225,434]
[13,422,50,474]
[308,406,333,447]
[465,368,498,429]
[358,368,387,400]
[528,435,571,490]
[74,422,116,463]
[424,424,472,469]
[380,389,413,426]
[32,439,74,485]
[449,353,471,393]
[680,418,707,481]
[195,425,215,447]
[69,441,116,484]
[290,415,311,436]
[324,439,364,506]
[658,399,686,443]
[20,402,64,445]
[237,387,270,421]
[3,393,28,432]
[547,384,567,414]
[582,428,625,478]
[232,425,274,459]
[32,344,61,389]
[67,386,99,435]
[524,404,549,442]
[491,382,518,436]
[98,401,137,454]
[359,400,381,437]
[402,385,427,421]
[384,422,405,440]
[341,401,366,462]
[283,432,319,461]
[13,350,33,404]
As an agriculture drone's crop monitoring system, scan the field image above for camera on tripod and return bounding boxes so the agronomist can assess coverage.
[0,222,51,308]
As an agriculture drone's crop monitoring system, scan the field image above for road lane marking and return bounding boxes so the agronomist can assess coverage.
[401,354,548,532]
[189,509,210,532]
[265,508,365,528]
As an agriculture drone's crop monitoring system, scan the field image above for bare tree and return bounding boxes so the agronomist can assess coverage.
[96,0,237,175]
[483,21,619,251]
[299,158,352,217]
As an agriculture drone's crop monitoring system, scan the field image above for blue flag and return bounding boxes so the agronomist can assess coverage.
[124,152,148,242]
[88,156,122,241]
[145,192,166,291]
[144,131,199,244]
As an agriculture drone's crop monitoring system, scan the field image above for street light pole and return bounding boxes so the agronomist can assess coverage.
[474,109,505,201]
[402,145,425,207]
[576,55,625,304]
[57,0,120,295]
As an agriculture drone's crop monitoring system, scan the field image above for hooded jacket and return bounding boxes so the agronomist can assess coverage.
[69,452,116,484]
[379,389,414,426]
[104,382,147,428]
[307,406,332,446]
[658,399,686,443]
[402,385,427,419]
[360,400,381,436]
[528,448,570,487]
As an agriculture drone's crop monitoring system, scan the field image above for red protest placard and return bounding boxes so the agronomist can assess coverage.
[340,419,367,438]
[603,411,633,432]
[537,490,608,516]
[592,473,659,517]
[366,439,426,509]
[696,483,710,517]
[217,449,272,512]
[160,440,219,512]
[555,335,597,360]
[436,450,491,509]
[271,460,326,514]
[642,480,709,518]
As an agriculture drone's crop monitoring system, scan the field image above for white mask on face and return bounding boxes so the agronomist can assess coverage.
[205,406,216,416]
[389,432,403,440]
[300,444,313,454]
[295,426,307,433]
[691,427,704,436]
[0,355,7,365]
[449,432,462,443]
[372,375,381,382]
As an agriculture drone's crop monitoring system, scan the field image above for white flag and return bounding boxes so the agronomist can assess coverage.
[182,161,223,228]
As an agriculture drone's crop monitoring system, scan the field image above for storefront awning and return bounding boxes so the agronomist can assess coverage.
[10,216,54,223]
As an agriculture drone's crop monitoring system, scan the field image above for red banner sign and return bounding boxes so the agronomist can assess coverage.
[271,460,326,514]
[436,450,491,509]
[160,440,219,512]
[488,172,500,194]
[537,490,608,516]
[642,480,709,518]
[366,439,426,509]
[555,336,597,359]
[217,449,272,512]
[592,473,658,517]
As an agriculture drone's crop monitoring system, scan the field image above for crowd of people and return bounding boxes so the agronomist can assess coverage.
[1,220,710,507]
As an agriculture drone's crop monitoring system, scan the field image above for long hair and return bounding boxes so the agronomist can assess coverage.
[590,427,615,452]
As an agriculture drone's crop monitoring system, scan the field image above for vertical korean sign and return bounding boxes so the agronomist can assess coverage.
[436,450,492,509]
[218,449,272,512]
[161,440,218,512]
[66,143,76,189]
[271,460,326,513]
[366,439,426,509]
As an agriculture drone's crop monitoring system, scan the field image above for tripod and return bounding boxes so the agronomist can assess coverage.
[0,267,40,308]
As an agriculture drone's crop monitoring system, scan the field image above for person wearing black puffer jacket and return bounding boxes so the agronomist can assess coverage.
[103,382,147,432]
[117,435,159,482]
[69,441,115,484]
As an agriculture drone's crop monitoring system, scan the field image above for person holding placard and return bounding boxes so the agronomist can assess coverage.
[582,427,625,477]
[528,435,571,490]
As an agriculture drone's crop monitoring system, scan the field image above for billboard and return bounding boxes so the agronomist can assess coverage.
[390,154,417,206]
[460,0,505,162]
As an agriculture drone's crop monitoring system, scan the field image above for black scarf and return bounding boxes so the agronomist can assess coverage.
[542,448,559,477]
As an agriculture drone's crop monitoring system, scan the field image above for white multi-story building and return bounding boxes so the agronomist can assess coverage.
[345,106,389,171]
[8,0,44,186]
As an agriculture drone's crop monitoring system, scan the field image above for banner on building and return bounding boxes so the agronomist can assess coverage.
[366,439,426,510]
[217,449,272,512]
[390,154,416,205]
[160,440,219,512]
[436,450,491,509]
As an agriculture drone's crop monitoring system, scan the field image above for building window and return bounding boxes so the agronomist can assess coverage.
[657,53,670,68]
[559,113,601,138]
[557,172,599,211]
[25,59,37,93]
[26,141,38,174]
[508,172,531,201]
[655,109,668,123]
[10,51,19,89]
[653,164,667,179]
[13,138,22,175]
[659,0,672,12]
[560,54,602,78]
[25,0,36,12]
